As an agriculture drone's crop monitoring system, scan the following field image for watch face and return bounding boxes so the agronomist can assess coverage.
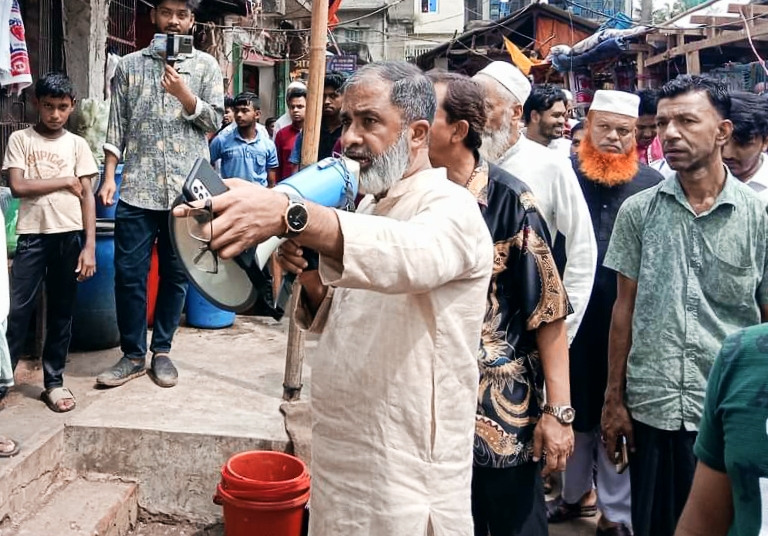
[287,204,308,232]
[561,407,576,423]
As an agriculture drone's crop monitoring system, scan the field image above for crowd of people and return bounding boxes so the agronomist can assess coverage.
[0,0,767,535]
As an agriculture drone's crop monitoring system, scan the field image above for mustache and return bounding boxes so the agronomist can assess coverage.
[344,148,373,160]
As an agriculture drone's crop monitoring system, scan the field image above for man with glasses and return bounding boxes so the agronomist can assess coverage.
[97,0,224,389]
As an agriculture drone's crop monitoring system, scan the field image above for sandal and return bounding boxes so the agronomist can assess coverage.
[40,387,76,413]
[0,437,19,458]
[546,495,598,523]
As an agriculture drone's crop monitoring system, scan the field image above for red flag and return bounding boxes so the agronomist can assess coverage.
[329,0,342,27]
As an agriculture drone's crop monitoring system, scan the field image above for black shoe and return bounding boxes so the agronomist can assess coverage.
[149,354,178,388]
[96,357,146,387]
[546,495,598,523]
[596,524,632,536]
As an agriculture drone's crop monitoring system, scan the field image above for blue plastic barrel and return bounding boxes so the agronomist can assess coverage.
[186,285,236,329]
[70,220,120,351]
[95,164,124,219]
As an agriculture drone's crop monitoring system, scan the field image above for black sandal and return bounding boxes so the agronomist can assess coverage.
[546,495,598,523]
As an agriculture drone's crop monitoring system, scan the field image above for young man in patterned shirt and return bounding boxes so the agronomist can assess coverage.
[97,0,224,389]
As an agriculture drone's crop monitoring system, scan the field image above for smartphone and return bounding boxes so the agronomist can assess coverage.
[613,435,629,474]
[182,157,228,203]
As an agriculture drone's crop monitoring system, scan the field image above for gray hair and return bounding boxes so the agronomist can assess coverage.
[342,62,436,125]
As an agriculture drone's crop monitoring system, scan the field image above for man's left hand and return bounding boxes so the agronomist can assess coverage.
[172,179,288,260]
[532,413,574,476]
[76,246,96,282]
[162,64,192,102]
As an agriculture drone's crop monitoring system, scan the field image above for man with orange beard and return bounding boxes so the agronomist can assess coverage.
[546,90,662,536]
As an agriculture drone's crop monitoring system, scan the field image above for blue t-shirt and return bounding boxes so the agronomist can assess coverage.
[209,127,278,186]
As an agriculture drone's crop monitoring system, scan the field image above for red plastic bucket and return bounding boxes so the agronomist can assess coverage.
[215,484,309,536]
[147,243,159,327]
[222,451,309,500]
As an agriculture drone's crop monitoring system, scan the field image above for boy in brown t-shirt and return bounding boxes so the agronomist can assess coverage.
[0,72,98,412]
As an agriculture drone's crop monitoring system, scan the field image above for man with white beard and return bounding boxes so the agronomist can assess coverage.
[473,61,597,344]
[173,61,494,536]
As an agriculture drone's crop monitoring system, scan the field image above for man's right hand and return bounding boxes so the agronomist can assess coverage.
[98,177,117,206]
[278,239,327,313]
[66,176,84,198]
[276,239,309,275]
[601,395,635,458]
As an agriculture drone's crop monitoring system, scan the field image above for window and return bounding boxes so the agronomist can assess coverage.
[345,29,363,42]
[107,0,138,56]
[422,0,438,13]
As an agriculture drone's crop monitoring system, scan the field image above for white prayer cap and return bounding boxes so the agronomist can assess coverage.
[562,89,574,101]
[590,90,640,118]
[286,81,307,94]
[476,61,531,105]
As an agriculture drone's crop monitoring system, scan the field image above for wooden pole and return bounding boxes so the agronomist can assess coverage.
[282,0,329,402]
[282,279,306,401]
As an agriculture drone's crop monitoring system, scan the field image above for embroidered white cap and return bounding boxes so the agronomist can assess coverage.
[476,61,531,105]
[590,90,640,118]
[562,89,574,101]
[286,80,307,94]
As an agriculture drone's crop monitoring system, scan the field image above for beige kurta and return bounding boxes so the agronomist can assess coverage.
[296,167,493,536]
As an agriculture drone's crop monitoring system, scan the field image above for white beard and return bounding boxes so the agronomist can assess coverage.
[355,131,412,196]
[479,108,514,163]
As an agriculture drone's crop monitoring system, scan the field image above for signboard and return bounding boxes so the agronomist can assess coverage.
[327,55,357,73]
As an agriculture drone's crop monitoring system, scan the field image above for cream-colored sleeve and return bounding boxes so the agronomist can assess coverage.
[2,131,26,172]
[74,136,100,179]
[292,286,334,334]
[319,190,491,294]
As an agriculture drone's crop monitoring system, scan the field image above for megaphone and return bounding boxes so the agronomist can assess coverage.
[254,157,359,270]
[169,157,359,317]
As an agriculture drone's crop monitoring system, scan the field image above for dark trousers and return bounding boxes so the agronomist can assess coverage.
[630,418,697,536]
[7,232,81,389]
[114,201,187,361]
[472,462,547,536]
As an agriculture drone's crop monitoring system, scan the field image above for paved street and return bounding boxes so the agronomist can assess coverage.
[2,315,597,533]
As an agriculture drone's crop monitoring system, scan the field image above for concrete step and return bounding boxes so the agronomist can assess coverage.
[5,477,138,536]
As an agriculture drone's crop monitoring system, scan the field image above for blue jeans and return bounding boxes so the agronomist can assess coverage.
[114,201,187,362]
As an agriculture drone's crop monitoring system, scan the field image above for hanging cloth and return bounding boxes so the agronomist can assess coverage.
[0,0,31,95]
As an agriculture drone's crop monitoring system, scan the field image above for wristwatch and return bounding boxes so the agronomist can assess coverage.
[281,193,309,238]
[542,404,576,425]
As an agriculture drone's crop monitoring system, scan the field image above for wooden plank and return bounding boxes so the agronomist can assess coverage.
[645,20,768,66]
[686,50,701,74]
[627,43,655,53]
[636,51,646,89]
[728,3,768,15]
[689,15,742,28]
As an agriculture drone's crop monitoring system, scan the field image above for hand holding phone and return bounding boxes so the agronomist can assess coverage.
[613,435,629,474]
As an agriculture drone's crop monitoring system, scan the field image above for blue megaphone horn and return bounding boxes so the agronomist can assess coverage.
[169,156,359,317]
[255,156,360,269]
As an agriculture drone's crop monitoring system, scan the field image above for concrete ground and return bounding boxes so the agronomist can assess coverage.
[0,315,595,534]
[0,316,307,453]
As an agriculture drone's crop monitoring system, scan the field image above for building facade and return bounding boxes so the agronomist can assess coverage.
[333,0,465,62]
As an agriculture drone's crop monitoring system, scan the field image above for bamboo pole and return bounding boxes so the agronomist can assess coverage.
[282,0,329,402]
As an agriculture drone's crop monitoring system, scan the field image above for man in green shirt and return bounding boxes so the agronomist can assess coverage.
[602,75,768,536]
[675,326,768,535]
